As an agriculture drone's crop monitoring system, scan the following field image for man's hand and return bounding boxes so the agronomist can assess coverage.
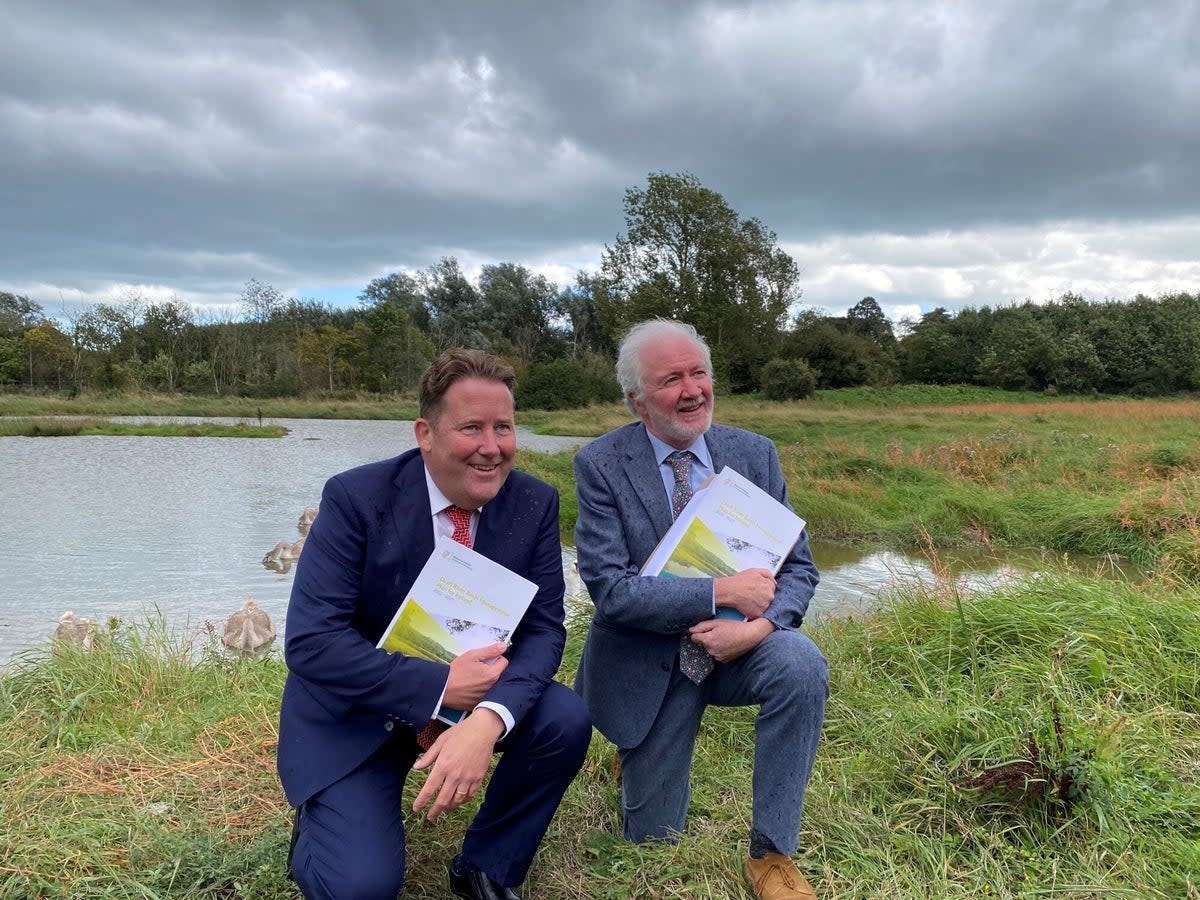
[442,641,508,709]
[411,708,505,821]
[689,617,775,663]
[714,568,776,619]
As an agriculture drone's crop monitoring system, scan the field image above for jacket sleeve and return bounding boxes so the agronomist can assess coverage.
[283,474,448,728]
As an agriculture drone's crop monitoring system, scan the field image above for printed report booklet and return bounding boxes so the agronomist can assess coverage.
[641,465,806,620]
[377,539,536,723]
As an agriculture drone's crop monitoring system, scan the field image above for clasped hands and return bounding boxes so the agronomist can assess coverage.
[411,641,508,822]
[694,568,777,662]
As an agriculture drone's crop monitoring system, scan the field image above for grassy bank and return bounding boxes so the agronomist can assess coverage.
[1,574,1197,898]
[0,418,288,438]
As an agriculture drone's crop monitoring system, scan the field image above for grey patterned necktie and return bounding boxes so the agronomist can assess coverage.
[667,451,716,683]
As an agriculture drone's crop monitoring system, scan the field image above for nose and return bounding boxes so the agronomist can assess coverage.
[476,427,501,456]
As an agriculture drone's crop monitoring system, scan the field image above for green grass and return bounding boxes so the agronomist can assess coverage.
[0,417,289,438]
[2,575,1197,898]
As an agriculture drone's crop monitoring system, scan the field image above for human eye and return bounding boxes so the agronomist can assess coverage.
[496,422,514,435]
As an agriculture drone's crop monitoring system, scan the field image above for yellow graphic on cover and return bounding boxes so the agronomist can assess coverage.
[378,598,464,663]
[660,516,740,578]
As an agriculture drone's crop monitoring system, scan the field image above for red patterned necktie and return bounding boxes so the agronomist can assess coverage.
[444,505,474,548]
[415,505,475,750]
[668,452,716,683]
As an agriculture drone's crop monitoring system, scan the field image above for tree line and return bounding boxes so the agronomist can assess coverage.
[2,173,1198,405]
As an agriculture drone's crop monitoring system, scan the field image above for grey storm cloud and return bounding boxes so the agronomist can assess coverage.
[1,0,1198,315]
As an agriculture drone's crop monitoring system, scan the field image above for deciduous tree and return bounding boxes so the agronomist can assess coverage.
[600,172,800,391]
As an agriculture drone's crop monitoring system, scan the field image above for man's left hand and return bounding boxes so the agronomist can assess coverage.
[689,617,775,663]
[411,708,505,821]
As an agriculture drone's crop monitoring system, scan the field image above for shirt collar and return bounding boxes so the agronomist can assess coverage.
[643,427,712,470]
[423,465,480,515]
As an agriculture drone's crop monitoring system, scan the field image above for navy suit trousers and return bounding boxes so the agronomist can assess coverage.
[290,681,590,899]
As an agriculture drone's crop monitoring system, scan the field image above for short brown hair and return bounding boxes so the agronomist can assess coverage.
[418,348,516,421]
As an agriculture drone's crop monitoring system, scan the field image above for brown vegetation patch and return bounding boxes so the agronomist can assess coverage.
[904,399,1200,421]
[887,432,1029,483]
[960,709,1083,810]
[27,727,286,840]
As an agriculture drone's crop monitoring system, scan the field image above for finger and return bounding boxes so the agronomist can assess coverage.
[411,737,445,771]
[412,772,442,814]
[469,641,509,661]
[427,778,464,821]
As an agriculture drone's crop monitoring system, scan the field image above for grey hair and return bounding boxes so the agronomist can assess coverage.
[615,319,713,415]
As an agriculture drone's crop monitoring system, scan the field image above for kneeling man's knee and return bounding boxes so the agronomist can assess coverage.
[768,631,828,699]
[529,682,593,768]
[292,837,405,900]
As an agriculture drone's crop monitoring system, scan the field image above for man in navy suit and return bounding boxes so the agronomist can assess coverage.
[278,348,591,900]
[573,320,827,900]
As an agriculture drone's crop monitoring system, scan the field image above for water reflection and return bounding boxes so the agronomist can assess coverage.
[805,540,1128,618]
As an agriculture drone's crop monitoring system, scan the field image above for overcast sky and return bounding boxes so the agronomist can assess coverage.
[3,1,1198,326]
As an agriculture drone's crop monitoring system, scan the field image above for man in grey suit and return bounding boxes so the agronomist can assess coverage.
[573,319,827,900]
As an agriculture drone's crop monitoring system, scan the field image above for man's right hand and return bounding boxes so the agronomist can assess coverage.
[442,641,509,708]
[714,568,776,619]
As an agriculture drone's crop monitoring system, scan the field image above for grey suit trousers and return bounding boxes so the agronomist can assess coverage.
[617,627,827,854]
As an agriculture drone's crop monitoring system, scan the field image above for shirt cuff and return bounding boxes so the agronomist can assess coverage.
[426,678,450,722]
[475,701,514,738]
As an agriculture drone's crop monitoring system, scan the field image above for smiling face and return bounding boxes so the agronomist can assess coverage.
[631,333,714,449]
[415,376,516,509]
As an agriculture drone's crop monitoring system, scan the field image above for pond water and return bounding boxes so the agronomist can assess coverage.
[0,417,1124,666]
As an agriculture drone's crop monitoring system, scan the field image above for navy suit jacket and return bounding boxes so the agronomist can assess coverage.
[277,448,567,807]
[573,422,819,749]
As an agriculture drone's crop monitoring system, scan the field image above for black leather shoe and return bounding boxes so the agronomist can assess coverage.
[448,857,523,900]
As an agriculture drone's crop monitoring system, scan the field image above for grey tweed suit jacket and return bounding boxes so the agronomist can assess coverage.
[572,422,819,749]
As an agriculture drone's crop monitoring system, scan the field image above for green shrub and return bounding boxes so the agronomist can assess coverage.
[515,358,620,410]
[761,358,817,401]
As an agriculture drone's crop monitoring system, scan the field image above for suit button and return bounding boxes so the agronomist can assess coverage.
[660,662,670,671]
[384,721,394,732]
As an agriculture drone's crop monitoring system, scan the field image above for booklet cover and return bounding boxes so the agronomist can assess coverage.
[641,465,806,597]
[377,539,537,723]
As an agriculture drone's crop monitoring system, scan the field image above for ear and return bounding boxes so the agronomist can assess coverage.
[414,418,433,452]
[628,392,647,418]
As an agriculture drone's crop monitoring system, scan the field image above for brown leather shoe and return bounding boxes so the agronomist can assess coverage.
[744,853,817,900]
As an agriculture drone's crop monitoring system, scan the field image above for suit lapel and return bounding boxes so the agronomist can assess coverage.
[392,453,436,583]
[704,425,730,474]
[472,478,510,562]
[620,424,674,540]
